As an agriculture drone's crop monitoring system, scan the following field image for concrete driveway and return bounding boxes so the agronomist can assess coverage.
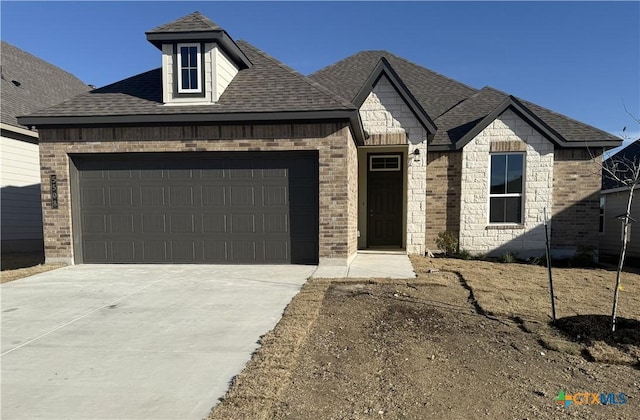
[1,264,315,420]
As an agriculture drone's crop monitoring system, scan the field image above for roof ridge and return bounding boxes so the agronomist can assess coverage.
[375,50,479,95]
[237,40,356,110]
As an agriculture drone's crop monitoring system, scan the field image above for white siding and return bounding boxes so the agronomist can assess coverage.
[358,75,428,255]
[1,135,44,247]
[213,46,239,102]
[459,109,554,258]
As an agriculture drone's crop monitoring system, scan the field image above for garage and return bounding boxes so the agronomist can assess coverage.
[71,152,319,264]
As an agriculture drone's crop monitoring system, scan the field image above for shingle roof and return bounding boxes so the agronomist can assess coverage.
[602,139,640,190]
[146,11,222,33]
[20,40,355,121]
[432,86,621,148]
[309,50,477,120]
[1,41,90,129]
[311,51,620,148]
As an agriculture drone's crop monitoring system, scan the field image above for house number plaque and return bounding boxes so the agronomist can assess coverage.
[50,175,58,209]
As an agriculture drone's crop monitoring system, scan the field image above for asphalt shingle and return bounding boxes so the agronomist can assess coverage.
[146,11,222,33]
[22,41,355,119]
[1,41,91,129]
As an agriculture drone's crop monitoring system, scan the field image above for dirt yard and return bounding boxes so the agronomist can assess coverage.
[1,252,64,283]
[210,258,639,419]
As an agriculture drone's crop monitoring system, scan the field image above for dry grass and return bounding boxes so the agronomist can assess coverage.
[209,279,332,420]
[1,252,64,283]
[411,256,640,365]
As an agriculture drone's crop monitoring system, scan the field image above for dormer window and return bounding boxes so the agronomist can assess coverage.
[176,43,203,94]
[146,12,252,104]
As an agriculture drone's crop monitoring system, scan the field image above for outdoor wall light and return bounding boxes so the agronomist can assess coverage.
[413,148,421,162]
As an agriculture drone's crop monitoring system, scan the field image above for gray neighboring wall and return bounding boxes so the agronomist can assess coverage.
[1,41,90,253]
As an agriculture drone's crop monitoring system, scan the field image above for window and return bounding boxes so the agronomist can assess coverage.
[369,155,401,171]
[177,43,201,93]
[599,196,605,233]
[489,154,524,223]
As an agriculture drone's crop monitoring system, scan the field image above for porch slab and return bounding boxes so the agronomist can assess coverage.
[312,252,416,279]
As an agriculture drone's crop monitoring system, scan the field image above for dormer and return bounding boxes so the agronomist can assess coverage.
[145,12,251,105]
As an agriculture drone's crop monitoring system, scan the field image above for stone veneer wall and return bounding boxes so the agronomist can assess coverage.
[38,123,357,265]
[359,75,427,255]
[425,151,462,252]
[458,109,554,257]
[552,148,602,254]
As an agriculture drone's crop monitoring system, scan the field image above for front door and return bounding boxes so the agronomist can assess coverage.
[367,154,403,247]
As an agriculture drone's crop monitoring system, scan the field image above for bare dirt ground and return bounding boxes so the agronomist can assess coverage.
[1,252,64,283]
[210,258,640,419]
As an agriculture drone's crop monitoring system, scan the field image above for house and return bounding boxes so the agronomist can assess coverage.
[1,41,90,253]
[18,12,621,265]
[600,139,640,263]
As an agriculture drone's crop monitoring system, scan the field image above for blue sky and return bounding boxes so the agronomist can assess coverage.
[2,1,639,150]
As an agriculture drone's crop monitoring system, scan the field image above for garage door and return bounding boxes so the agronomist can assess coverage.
[72,152,319,264]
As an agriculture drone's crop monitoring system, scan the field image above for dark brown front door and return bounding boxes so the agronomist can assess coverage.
[367,154,403,247]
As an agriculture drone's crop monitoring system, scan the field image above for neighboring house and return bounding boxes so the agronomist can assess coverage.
[1,41,90,253]
[600,139,640,262]
[18,12,621,265]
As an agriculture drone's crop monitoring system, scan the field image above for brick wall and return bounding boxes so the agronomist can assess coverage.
[38,123,357,265]
[552,148,602,254]
[425,151,462,252]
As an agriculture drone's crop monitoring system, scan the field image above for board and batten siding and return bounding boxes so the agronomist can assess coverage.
[0,135,44,251]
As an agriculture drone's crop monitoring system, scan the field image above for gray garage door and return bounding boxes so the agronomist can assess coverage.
[72,152,318,264]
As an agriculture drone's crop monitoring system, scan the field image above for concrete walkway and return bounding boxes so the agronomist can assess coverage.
[1,264,315,420]
[312,251,416,279]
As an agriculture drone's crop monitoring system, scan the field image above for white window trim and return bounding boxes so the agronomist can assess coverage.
[487,152,526,225]
[369,155,401,172]
[177,43,202,94]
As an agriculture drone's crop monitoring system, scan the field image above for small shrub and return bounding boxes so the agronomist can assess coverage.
[569,245,597,268]
[435,231,458,256]
[498,252,516,263]
[458,249,472,260]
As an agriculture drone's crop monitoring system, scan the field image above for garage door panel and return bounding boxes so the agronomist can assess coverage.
[74,152,318,264]
[203,214,227,233]
[229,186,255,206]
[141,186,165,206]
[112,241,135,261]
[81,187,106,207]
[202,186,225,206]
[169,186,194,206]
[231,241,256,260]
[84,241,108,262]
[142,214,167,233]
[143,241,168,261]
[110,214,134,234]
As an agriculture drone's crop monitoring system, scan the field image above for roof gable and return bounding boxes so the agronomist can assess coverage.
[354,58,436,135]
[432,87,622,151]
[602,139,640,190]
[310,50,477,120]
[145,12,251,69]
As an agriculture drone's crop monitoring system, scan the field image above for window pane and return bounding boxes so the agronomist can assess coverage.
[504,197,522,223]
[506,155,523,194]
[180,47,189,67]
[189,47,197,67]
[490,155,506,194]
[181,69,190,90]
[489,197,505,223]
[189,69,198,89]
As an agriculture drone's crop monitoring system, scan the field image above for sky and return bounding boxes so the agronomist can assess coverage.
[2,1,639,152]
